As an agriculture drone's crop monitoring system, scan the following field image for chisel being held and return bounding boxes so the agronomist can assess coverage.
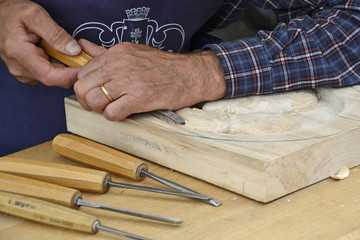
[52,133,222,207]
[0,172,181,224]
[0,191,150,240]
[39,39,186,125]
[0,157,208,200]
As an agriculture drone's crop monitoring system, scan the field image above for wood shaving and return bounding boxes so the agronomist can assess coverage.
[331,164,350,180]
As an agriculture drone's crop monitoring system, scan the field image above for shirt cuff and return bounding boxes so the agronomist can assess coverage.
[204,37,274,98]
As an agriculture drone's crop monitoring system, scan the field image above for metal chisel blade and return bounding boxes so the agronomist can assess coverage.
[153,110,186,125]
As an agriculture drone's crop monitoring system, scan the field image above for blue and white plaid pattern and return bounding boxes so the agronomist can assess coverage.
[204,0,360,98]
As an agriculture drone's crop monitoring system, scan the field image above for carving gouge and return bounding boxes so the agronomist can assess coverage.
[0,191,150,240]
[0,157,208,200]
[0,172,182,224]
[39,39,186,125]
[52,133,222,207]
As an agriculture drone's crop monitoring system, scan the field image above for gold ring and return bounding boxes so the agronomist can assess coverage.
[100,84,114,102]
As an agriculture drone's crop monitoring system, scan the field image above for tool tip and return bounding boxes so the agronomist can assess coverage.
[208,198,222,207]
[172,219,184,224]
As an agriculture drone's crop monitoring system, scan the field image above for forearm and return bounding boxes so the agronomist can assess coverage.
[205,4,360,98]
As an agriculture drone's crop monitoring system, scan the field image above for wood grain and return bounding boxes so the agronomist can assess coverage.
[0,158,111,193]
[64,86,360,202]
[0,191,97,234]
[52,134,146,181]
[0,173,81,208]
[0,142,359,240]
[39,40,92,68]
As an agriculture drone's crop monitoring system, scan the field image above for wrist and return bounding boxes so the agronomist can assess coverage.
[195,50,226,101]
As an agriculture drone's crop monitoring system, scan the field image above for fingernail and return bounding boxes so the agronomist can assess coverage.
[65,40,81,55]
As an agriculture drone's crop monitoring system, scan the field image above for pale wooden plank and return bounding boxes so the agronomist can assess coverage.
[0,142,359,240]
[64,87,360,202]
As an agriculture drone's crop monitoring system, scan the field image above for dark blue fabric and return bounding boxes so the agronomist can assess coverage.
[0,65,74,155]
[35,1,223,52]
[0,1,222,155]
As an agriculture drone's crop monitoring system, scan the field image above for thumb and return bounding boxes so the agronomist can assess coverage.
[25,5,81,56]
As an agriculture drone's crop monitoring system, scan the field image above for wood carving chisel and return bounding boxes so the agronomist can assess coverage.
[0,191,150,240]
[0,172,182,224]
[39,39,186,125]
[0,157,208,200]
[52,133,222,207]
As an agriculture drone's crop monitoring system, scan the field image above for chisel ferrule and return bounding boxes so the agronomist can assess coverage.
[104,178,112,189]
[92,220,100,234]
[138,166,148,178]
[135,165,148,181]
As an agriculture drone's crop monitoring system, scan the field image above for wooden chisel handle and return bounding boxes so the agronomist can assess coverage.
[52,134,147,181]
[39,39,91,67]
[0,173,81,209]
[0,191,98,233]
[0,157,111,193]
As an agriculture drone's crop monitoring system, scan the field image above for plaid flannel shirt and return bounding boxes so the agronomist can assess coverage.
[204,0,360,98]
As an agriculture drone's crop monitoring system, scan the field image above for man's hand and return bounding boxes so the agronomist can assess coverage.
[0,0,81,87]
[75,39,226,121]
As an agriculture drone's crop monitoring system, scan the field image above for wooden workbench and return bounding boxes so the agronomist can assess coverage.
[1,141,359,240]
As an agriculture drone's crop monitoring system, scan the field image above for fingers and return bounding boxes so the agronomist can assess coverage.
[17,76,40,85]
[79,85,134,121]
[0,1,80,87]
[83,84,144,121]
[77,80,158,121]
[75,78,111,111]
[78,39,106,58]
[103,95,133,121]
[6,41,79,87]
[75,72,127,112]
[85,83,119,113]
[23,4,81,55]
[27,44,80,87]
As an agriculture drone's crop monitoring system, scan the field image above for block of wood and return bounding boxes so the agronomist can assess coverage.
[64,86,360,202]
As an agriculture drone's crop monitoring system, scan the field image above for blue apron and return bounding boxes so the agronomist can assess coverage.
[0,0,222,155]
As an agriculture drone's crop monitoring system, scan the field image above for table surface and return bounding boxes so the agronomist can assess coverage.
[1,141,360,240]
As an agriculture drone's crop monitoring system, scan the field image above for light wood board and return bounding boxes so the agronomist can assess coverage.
[65,86,360,202]
[1,141,360,240]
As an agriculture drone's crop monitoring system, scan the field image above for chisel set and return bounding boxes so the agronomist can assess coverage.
[0,133,221,239]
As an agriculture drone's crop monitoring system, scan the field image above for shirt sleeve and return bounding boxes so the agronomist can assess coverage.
[205,4,360,98]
